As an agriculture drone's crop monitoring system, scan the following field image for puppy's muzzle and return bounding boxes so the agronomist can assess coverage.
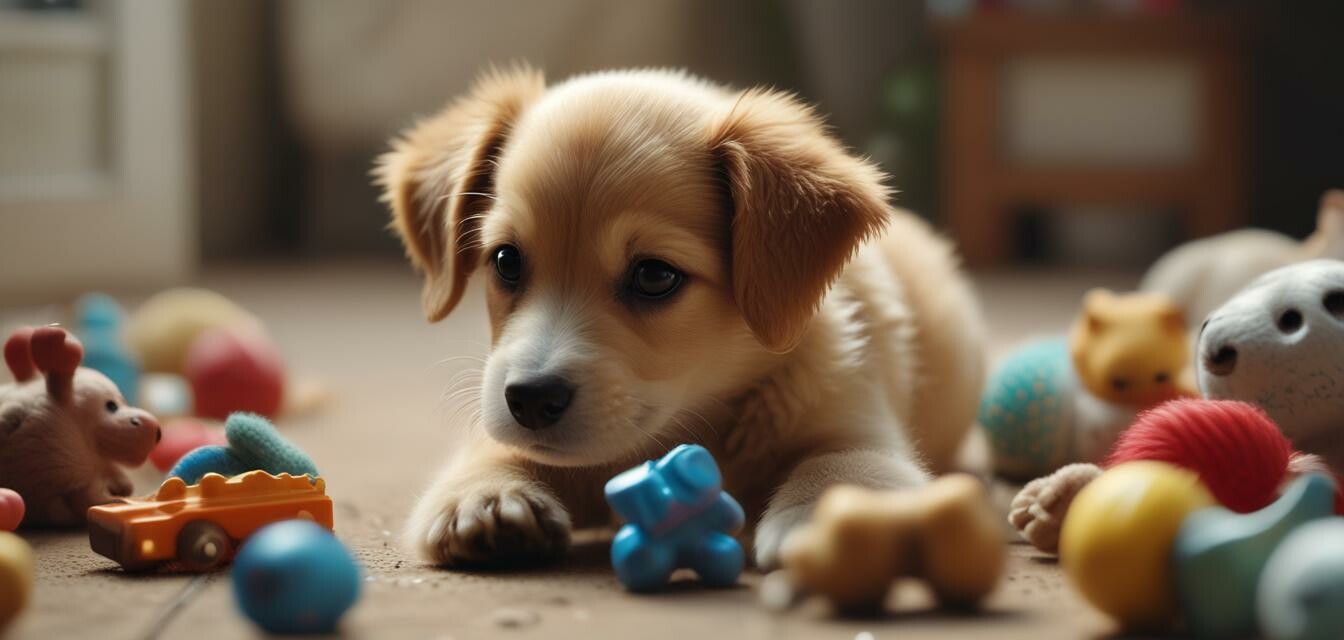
[505,375,576,430]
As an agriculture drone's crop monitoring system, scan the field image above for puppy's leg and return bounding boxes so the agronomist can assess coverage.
[755,449,928,568]
[404,445,571,567]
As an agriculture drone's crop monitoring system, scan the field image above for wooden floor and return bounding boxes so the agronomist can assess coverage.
[0,262,1143,639]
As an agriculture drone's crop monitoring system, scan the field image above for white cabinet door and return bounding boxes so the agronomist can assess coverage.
[0,0,193,302]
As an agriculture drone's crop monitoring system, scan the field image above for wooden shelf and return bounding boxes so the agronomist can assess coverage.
[933,11,1248,54]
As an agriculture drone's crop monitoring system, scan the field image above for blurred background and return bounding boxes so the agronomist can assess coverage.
[1,0,1342,299]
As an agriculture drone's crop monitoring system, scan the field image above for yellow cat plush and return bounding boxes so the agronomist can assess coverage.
[1069,289,1194,407]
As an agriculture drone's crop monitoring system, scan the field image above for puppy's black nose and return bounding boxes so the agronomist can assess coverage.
[505,376,575,430]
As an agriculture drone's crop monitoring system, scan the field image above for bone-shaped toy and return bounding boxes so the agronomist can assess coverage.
[780,474,1006,612]
[605,444,745,591]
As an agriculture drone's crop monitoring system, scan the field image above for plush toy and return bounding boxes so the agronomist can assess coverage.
[1069,289,1193,406]
[1258,518,1344,640]
[0,531,32,631]
[981,289,1193,480]
[231,520,360,634]
[168,413,317,484]
[73,293,140,404]
[604,444,745,592]
[1059,461,1215,630]
[1199,259,1344,483]
[184,327,286,420]
[1174,474,1336,639]
[0,491,22,532]
[0,326,161,526]
[126,288,263,374]
[778,474,1005,613]
[149,419,227,473]
[1010,399,1310,553]
[1141,189,1344,328]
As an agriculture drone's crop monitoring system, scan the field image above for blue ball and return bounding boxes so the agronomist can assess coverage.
[231,520,360,634]
[978,338,1076,481]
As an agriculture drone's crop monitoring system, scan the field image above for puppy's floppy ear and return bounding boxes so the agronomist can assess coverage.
[711,89,892,352]
[375,65,545,321]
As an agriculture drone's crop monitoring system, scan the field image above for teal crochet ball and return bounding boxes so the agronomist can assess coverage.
[979,338,1076,481]
[168,412,318,484]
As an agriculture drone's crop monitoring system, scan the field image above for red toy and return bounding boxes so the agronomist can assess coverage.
[1106,399,1293,513]
[0,490,23,531]
[184,328,285,420]
[1011,398,1343,553]
[148,419,227,472]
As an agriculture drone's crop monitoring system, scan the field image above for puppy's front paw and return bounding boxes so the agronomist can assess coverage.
[754,504,813,570]
[408,481,572,567]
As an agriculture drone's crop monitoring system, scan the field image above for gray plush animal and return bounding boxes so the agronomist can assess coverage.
[1199,259,1344,472]
[1141,190,1344,328]
[1,326,161,526]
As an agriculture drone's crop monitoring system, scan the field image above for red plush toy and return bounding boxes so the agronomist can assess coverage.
[1010,398,1343,553]
[1105,399,1295,513]
[184,327,285,420]
[0,489,23,531]
[148,418,227,472]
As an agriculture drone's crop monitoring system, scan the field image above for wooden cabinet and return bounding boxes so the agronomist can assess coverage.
[936,12,1249,266]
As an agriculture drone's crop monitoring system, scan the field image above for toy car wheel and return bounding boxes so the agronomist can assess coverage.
[176,521,232,571]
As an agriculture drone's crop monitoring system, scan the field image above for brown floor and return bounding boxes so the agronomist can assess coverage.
[0,262,1145,639]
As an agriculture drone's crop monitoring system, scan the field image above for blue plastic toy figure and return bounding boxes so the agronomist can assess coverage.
[605,444,745,591]
[74,293,140,404]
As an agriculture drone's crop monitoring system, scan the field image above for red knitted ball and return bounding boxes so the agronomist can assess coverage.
[1105,399,1292,513]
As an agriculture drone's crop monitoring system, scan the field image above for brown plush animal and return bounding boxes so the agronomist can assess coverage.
[0,326,161,526]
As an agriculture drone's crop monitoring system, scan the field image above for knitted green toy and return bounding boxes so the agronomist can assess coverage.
[167,413,318,484]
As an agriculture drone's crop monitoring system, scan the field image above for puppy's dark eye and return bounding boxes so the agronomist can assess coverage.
[494,245,523,286]
[105,400,118,413]
[630,259,683,299]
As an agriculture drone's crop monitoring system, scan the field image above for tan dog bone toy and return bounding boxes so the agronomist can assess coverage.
[778,474,1006,613]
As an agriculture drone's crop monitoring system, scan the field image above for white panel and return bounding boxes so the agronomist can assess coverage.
[1002,56,1198,166]
[0,52,105,176]
[0,0,194,300]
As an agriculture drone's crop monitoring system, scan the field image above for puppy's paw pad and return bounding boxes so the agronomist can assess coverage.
[417,485,571,567]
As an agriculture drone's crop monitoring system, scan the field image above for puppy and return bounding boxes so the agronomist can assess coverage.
[377,67,986,568]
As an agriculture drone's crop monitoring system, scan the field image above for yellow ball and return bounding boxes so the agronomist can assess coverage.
[127,288,261,373]
[1060,461,1214,630]
[0,532,33,630]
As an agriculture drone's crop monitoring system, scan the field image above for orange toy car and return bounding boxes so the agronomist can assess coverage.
[88,471,333,571]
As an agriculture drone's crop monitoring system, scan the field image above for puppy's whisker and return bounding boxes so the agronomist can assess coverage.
[430,356,488,371]
[624,414,669,454]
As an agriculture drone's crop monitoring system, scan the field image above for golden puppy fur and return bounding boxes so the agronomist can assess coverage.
[377,67,986,568]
